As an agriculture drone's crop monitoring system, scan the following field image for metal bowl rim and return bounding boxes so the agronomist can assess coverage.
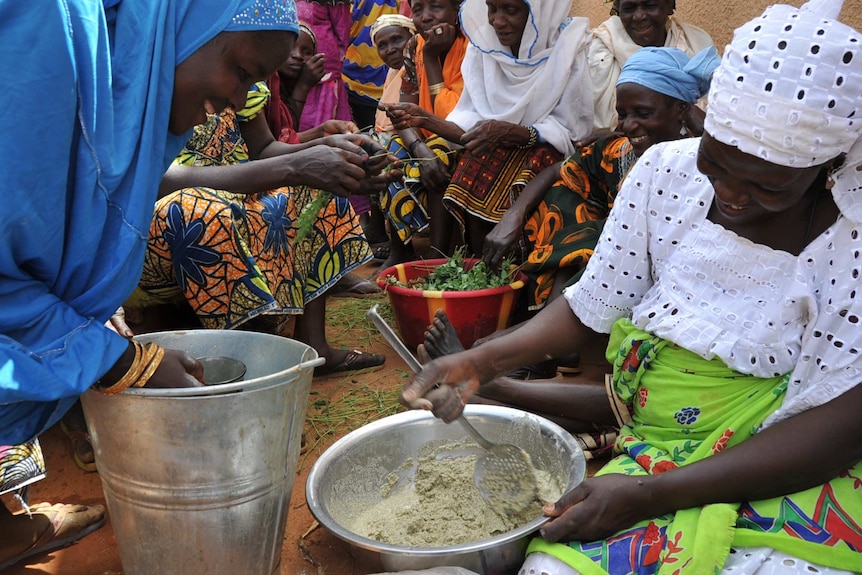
[306,404,586,556]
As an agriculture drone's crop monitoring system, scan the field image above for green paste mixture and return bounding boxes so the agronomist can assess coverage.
[345,442,562,547]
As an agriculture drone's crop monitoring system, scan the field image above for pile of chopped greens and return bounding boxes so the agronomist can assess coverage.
[384,249,516,291]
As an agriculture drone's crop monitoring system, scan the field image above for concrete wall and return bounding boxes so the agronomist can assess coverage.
[569,0,862,51]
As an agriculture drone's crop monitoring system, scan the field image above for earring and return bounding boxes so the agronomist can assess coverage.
[826,173,835,190]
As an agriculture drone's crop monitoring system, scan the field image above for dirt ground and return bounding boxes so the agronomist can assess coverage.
[4,262,605,575]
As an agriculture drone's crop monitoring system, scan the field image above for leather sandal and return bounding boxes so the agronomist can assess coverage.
[0,503,106,571]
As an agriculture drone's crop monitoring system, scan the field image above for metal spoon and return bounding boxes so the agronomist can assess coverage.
[367,304,538,514]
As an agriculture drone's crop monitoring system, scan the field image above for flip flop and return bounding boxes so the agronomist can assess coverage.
[0,503,106,571]
[314,349,386,377]
[329,273,381,298]
[59,420,97,473]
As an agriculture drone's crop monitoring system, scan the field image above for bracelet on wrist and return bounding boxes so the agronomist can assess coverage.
[428,82,445,96]
[98,341,166,395]
[518,125,539,149]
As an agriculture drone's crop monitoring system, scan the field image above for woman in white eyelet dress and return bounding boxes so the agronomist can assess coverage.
[397,0,862,573]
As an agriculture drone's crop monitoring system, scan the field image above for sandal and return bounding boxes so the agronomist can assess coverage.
[59,420,97,473]
[329,273,381,298]
[314,349,386,377]
[0,503,106,571]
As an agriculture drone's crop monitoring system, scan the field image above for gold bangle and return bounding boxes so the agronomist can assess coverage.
[133,343,165,389]
[428,82,445,96]
[98,342,165,395]
[99,342,144,395]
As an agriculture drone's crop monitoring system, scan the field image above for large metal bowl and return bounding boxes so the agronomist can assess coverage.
[306,405,586,574]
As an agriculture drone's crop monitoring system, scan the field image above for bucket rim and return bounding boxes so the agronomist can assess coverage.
[117,331,323,397]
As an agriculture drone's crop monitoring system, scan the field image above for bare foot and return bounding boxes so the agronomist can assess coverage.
[422,310,465,359]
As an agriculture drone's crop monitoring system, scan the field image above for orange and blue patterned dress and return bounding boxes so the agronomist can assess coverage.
[136,86,371,329]
[523,136,635,310]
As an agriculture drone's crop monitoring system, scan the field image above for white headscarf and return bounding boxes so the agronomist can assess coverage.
[704,0,862,222]
[446,0,593,156]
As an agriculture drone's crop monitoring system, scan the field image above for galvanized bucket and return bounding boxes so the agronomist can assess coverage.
[81,330,323,575]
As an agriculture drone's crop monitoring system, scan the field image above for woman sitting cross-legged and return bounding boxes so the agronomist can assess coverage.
[403,1,862,573]
[374,0,468,267]
[484,45,719,315]
[129,84,399,376]
[389,0,594,259]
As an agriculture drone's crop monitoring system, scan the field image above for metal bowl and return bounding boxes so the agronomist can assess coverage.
[306,405,586,574]
[196,355,247,385]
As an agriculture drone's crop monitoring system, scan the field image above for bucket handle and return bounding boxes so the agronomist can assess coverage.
[117,356,326,397]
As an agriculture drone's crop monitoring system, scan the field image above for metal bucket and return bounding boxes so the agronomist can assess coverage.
[81,330,323,575]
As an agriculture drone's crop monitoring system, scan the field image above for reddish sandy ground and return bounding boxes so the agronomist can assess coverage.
[4,264,605,575]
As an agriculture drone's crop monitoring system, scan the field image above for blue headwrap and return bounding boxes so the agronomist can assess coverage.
[0,0,298,445]
[616,46,720,104]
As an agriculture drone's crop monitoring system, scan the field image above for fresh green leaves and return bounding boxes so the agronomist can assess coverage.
[295,191,333,243]
[385,248,516,291]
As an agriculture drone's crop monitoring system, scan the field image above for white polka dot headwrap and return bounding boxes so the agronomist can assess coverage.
[705,0,862,169]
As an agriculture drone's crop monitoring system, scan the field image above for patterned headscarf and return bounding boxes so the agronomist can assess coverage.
[226,0,299,34]
[617,45,719,105]
[704,0,861,169]
[370,14,416,48]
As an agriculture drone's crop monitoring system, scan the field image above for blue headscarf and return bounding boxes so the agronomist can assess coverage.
[616,46,720,104]
[0,0,297,445]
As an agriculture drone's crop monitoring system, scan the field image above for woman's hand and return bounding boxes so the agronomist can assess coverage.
[483,211,523,269]
[400,351,489,422]
[419,157,451,192]
[540,474,659,543]
[297,52,326,88]
[384,102,428,130]
[319,119,360,137]
[145,349,206,389]
[461,120,522,156]
[287,144,371,197]
[422,23,459,57]
[105,307,134,339]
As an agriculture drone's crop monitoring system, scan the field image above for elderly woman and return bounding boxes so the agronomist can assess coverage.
[394,0,594,257]
[404,1,862,573]
[0,0,322,569]
[484,45,718,313]
[590,0,713,130]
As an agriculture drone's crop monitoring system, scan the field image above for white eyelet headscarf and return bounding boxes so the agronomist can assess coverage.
[446,0,593,156]
[704,0,862,220]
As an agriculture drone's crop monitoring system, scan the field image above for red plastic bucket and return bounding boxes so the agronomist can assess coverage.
[376,258,525,350]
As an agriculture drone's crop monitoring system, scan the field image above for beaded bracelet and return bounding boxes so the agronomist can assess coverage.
[518,125,538,149]
[428,82,445,96]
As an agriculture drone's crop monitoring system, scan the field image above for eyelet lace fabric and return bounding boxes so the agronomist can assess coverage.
[565,139,862,428]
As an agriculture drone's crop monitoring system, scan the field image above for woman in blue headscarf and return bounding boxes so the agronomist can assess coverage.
[483,46,719,314]
[0,0,382,568]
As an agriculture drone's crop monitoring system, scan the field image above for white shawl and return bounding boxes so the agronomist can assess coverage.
[589,15,714,130]
[446,0,593,156]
